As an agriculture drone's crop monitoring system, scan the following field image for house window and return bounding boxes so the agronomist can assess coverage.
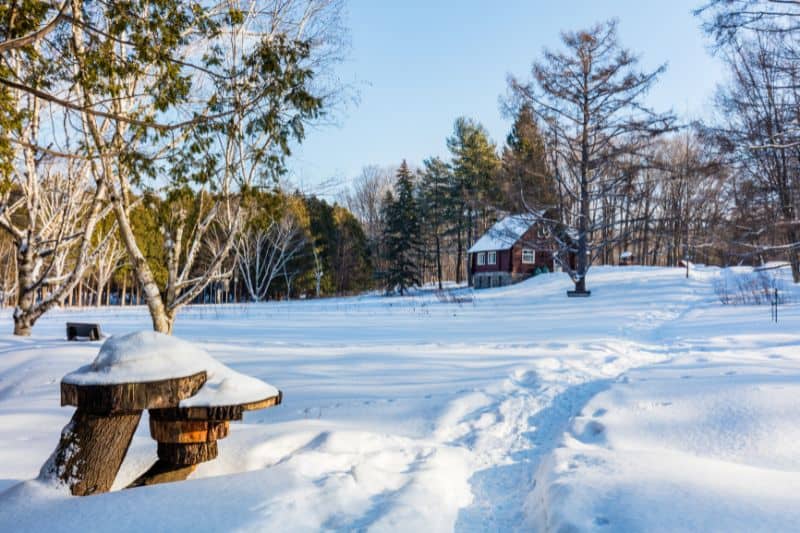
[487,251,496,265]
[522,249,535,264]
[477,252,486,266]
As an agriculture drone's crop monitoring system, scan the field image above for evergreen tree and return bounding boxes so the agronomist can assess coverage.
[500,103,558,213]
[419,157,453,290]
[382,161,421,295]
[447,117,500,284]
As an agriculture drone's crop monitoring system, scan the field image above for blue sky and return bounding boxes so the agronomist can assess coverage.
[289,0,725,196]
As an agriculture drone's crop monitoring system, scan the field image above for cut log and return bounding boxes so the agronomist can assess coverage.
[61,371,207,415]
[149,419,230,444]
[127,461,197,488]
[157,441,218,465]
[149,390,282,421]
[38,408,141,496]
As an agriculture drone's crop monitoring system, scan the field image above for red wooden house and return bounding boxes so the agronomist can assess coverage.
[467,214,557,289]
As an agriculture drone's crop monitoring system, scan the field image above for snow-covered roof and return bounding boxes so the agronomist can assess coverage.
[468,214,537,254]
[620,251,633,259]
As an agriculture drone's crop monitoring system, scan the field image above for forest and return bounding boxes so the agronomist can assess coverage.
[0,0,798,335]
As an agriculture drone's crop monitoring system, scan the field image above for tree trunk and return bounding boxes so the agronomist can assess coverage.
[13,243,36,336]
[466,209,474,287]
[435,234,443,290]
[38,408,141,496]
[111,199,172,333]
[455,224,463,284]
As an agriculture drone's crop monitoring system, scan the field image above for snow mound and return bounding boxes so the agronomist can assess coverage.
[62,331,209,385]
[61,331,278,407]
[180,364,279,408]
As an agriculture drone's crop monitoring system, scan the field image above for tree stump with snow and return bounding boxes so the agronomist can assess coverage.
[39,332,211,496]
[40,372,206,496]
[38,331,282,493]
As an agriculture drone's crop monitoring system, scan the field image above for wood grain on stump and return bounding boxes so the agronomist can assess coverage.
[61,371,207,414]
[149,419,230,443]
[149,390,282,421]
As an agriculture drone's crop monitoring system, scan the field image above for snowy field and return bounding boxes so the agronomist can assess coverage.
[0,266,798,532]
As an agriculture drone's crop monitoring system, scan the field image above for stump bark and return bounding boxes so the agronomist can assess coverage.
[38,409,141,496]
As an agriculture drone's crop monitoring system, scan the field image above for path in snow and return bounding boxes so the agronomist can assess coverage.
[449,270,714,531]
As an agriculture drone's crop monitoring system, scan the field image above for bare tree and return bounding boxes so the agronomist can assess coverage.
[236,211,307,301]
[696,0,800,45]
[509,20,674,295]
[312,245,324,297]
[703,30,800,280]
[343,165,394,241]
[90,228,125,306]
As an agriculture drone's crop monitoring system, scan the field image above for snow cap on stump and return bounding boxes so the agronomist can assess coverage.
[63,331,210,385]
[63,331,279,407]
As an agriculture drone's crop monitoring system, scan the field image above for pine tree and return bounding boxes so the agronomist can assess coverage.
[419,157,453,290]
[382,161,421,295]
[447,117,500,284]
[500,103,557,213]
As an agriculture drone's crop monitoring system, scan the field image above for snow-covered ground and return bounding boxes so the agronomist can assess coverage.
[0,266,797,532]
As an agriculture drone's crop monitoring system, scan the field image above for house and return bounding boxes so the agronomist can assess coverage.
[467,214,557,289]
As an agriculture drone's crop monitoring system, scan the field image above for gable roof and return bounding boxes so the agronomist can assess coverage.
[467,214,537,253]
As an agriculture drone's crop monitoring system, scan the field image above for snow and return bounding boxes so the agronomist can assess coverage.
[62,331,210,385]
[61,330,278,408]
[0,266,798,531]
[180,362,279,408]
[467,214,537,253]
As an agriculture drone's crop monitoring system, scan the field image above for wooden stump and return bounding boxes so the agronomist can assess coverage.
[61,372,207,414]
[129,390,282,488]
[40,372,207,496]
[157,441,219,465]
[38,409,141,496]
[149,419,230,443]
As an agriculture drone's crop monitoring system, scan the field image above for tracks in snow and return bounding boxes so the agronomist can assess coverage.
[443,293,703,531]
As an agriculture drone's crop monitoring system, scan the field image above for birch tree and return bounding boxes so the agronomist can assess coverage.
[63,1,337,333]
[236,208,308,301]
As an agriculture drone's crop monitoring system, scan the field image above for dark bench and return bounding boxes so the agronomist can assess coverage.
[66,322,102,341]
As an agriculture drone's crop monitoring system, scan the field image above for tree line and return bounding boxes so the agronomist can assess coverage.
[346,3,800,295]
[2,1,799,335]
[0,0,351,335]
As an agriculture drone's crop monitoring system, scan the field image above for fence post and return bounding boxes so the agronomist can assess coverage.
[772,287,778,323]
